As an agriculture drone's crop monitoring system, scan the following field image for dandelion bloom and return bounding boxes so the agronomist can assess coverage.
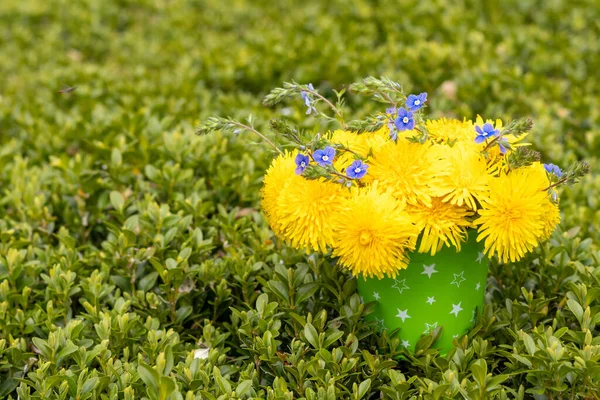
[368,139,439,206]
[429,142,490,210]
[475,163,552,263]
[425,118,475,144]
[276,176,347,252]
[261,152,302,236]
[332,184,419,278]
[407,197,473,255]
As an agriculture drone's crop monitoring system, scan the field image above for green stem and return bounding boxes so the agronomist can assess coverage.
[231,121,283,155]
[305,88,346,127]
[543,177,568,192]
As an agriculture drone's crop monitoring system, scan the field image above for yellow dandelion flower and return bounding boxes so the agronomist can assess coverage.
[261,152,301,235]
[429,142,490,210]
[328,128,390,171]
[407,197,474,255]
[539,198,560,240]
[361,125,390,155]
[276,176,348,252]
[332,184,419,278]
[328,130,364,171]
[368,139,439,206]
[426,118,475,144]
[474,163,551,263]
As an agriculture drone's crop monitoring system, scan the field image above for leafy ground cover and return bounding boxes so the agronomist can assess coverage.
[0,0,599,398]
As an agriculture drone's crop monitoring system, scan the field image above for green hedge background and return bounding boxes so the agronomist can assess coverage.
[0,0,599,398]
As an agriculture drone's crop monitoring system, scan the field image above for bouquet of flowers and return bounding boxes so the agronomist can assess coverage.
[198,77,589,350]
[198,77,588,279]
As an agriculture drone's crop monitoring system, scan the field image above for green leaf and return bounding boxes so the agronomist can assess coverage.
[236,380,253,396]
[567,299,584,322]
[304,322,320,349]
[522,332,537,356]
[358,379,371,399]
[296,282,320,305]
[56,341,79,365]
[267,280,290,303]
[110,191,125,212]
[138,363,160,394]
[158,377,176,400]
[139,272,159,291]
[213,366,232,395]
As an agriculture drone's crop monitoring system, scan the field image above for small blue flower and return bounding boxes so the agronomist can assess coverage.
[313,146,336,166]
[394,108,415,131]
[544,163,563,177]
[386,107,397,115]
[346,160,368,179]
[474,123,500,144]
[301,83,317,115]
[406,92,427,112]
[295,153,310,175]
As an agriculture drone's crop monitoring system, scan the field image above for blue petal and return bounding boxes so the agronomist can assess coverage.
[498,143,507,153]
[407,119,415,130]
[475,125,484,136]
[474,135,486,144]
[483,123,494,133]
[419,92,428,102]
[397,107,409,118]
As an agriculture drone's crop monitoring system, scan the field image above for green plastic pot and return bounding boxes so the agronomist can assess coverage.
[357,233,488,353]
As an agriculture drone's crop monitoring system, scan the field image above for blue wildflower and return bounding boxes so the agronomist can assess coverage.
[301,83,317,115]
[394,108,415,131]
[313,146,336,166]
[346,160,368,179]
[295,153,310,175]
[474,123,500,144]
[406,92,427,112]
[386,107,397,115]
[544,163,562,177]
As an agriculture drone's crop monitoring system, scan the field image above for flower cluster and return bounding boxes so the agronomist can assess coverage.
[200,78,587,279]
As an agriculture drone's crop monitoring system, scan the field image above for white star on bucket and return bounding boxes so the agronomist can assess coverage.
[424,322,438,334]
[451,271,466,287]
[373,291,380,300]
[392,278,409,294]
[476,252,485,263]
[475,282,481,291]
[375,317,386,330]
[396,309,411,322]
[421,263,438,278]
[426,296,436,305]
[401,339,410,348]
[450,302,463,317]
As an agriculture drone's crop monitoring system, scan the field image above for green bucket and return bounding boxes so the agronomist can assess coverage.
[357,233,488,353]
